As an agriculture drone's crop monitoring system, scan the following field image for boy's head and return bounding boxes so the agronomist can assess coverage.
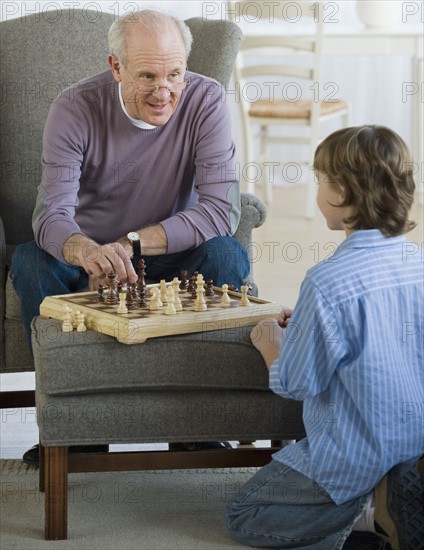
[313,125,416,237]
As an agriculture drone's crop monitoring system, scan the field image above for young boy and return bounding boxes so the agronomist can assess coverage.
[225,126,424,550]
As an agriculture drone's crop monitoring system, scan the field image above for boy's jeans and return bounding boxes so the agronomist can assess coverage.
[11,237,249,346]
[225,459,371,549]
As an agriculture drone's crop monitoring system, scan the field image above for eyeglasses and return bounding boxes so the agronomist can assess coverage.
[134,81,191,94]
[123,68,190,94]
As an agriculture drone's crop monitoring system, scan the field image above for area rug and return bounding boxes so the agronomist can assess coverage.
[0,459,257,549]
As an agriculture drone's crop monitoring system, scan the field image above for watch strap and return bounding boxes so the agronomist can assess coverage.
[132,239,141,257]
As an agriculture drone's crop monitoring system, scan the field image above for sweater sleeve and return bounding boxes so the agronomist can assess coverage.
[160,80,241,253]
[32,86,87,263]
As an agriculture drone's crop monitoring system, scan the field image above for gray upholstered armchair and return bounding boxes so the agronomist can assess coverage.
[0,11,265,405]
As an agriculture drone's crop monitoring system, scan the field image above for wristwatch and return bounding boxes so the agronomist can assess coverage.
[127,231,141,257]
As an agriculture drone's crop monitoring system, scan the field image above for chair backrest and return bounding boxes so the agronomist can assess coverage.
[0,10,115,251]
[227,1,324,111]
[185,17,243,89]
[0,12,242,254]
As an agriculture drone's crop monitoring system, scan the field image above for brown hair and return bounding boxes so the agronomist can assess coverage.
[313,125,416,236]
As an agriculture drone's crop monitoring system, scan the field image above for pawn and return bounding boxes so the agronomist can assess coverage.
[97,284,105,302]
[125,288,137,310]
[239,285,250,306]
[62,305,73,332]
[76,311,87,332]
[205,279,215,297]
[220,284,232,306]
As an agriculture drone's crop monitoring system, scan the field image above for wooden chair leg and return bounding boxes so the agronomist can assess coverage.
[39,442,45,492]
[44,446,68,540]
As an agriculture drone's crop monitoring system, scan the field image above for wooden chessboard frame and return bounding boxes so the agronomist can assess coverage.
[39,285,282,344]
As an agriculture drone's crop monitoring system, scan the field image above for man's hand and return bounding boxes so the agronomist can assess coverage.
[62,234,138,285]
[250,317,283,370]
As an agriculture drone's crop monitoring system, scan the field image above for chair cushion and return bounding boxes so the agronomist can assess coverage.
[249,99,349,119]
[32,317,271,396]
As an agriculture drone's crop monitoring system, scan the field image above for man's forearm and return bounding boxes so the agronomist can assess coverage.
[138,224,168,255]
[62,233,97,266]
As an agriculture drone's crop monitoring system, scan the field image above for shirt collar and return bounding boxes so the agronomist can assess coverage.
[118,83,157,130]
[338,229,406,252]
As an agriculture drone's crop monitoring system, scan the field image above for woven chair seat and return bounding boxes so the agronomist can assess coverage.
[249,99,349,119]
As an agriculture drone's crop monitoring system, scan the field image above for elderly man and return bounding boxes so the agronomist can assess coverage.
[12,9,248,465]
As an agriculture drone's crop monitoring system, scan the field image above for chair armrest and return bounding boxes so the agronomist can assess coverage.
[234,192,267,253]
[233,193,267,295]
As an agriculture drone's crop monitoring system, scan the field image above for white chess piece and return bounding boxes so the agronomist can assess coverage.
[165,286,176,315]
[239,285,250,306]
[76,311,87,332]
[194,276,207,311]
[160,279,168,303]
[172,278,183,311]
[62,305,73,332]
[117,292,128,314]
[220,284,232,306]
[149,286,161,310]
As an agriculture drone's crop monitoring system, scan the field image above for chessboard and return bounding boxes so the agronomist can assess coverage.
[39,277,282,345]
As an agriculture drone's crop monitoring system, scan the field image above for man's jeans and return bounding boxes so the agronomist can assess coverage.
[11,236,250,346]
[225,459,371,549]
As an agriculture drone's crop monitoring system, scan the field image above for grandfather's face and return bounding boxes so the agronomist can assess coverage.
[109,22,187,126]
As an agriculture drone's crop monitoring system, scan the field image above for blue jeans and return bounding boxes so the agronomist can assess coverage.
[224,460,371,549]
[11,236,250,347]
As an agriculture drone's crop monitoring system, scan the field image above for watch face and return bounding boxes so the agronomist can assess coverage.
[127,232,139,242]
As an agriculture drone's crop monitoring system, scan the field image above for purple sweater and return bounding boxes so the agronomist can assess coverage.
[32,70,240,263]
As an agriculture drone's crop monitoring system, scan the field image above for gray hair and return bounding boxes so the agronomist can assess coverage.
[108,9,193,67]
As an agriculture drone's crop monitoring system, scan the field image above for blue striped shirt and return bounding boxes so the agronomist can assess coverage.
[270,229,424,504]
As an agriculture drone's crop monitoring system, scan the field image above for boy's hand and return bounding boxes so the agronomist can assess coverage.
[278,308,293,328]
[250,318,283,370]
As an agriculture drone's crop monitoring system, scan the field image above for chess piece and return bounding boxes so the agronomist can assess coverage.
[165,286,176,315]
[62,305,73,332]
[137,259,147,307]
[172,278,183,311]
[239,285,250,306]
[106,271,119,304]
[194,274,207,311]
[205,279,215,296]
[76,311,87,332]
[148,286,161,310]
[97,284,105,302]
[125,288,137,310]
[180,269,189,291]
[187,271,198,295]
[220,284,232,306]
[117,292,128,314]
[160,279,168,303]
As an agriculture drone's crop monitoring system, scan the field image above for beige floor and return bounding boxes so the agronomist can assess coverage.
[1,184,423,458]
